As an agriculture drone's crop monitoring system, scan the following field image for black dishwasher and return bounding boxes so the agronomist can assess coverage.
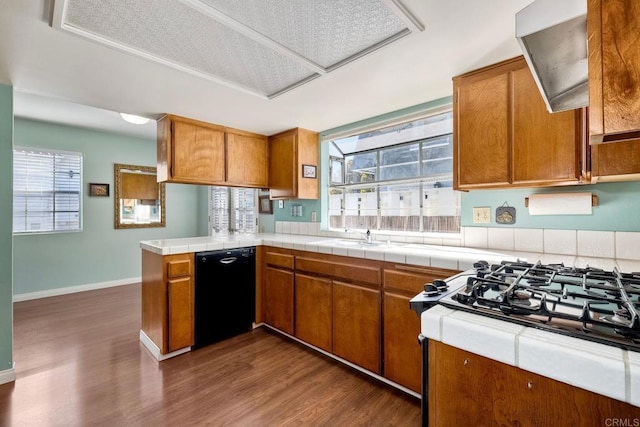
[194,246,256,348]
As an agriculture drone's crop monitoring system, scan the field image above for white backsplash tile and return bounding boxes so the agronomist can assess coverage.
[281,221,291,234]
[577,230,614,258]
[487,227,514,251]
[275,221,283,233]
[464,227,488,249]
[544,229,577,255]
[616,231,640,260]
[514,228,544,253]
[290,222,300,235]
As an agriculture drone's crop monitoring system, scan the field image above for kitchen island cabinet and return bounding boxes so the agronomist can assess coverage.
[157,114,268,188]
[588,0,640,144]
[141,250,194,356]
[382,263,458,393]
[453,56,586,190]
[429,341,639,425]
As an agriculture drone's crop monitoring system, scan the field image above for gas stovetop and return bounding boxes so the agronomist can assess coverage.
[438,260,640,352]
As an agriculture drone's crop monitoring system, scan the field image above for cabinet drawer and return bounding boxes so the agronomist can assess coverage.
[166,255,192,278]
[296,256,380,286]
[383,265,459,294]
[265,252,294,269]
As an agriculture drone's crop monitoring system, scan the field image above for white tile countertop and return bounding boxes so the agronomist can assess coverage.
[422,305,640,407]
[140,232,640,272]
[140,233,526,270]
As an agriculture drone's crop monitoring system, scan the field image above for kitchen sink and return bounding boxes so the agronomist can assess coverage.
[317,238,390,247]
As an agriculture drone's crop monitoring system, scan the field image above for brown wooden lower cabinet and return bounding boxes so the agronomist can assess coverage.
[383,292,421,392]
[141,251,194,355]
[264,266,294,335]
[333,280,381,374]
[294,273,332,352]
[429,341,639,426]
[382,264,460,393]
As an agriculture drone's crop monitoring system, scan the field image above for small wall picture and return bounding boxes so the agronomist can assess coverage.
[89,183,109,197]
[302,164,317,179]
[259,195,273,214]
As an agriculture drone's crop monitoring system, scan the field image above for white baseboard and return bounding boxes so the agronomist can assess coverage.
[13,277,141,302]
[139,330,191,361]
[0,364,16,385]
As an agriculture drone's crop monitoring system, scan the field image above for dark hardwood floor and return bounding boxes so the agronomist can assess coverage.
[0,284,420,426]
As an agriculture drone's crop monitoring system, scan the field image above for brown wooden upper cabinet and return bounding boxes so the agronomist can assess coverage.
[268,128,319,200]
[157,114,268,188]
[453,56,586,190]
[588,0,640,144]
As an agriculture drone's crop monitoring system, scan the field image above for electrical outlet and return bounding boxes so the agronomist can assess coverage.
[278,200,284,209]
[473,207,491,224]
[311,211,317,222]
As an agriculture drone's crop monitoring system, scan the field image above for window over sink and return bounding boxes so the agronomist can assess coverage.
[326,110,460,234]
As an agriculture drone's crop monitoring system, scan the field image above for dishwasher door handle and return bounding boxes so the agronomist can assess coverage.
[219,257,238,265]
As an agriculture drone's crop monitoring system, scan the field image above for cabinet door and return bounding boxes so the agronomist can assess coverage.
[591,138,640,180]
[512,66,583,185]
[171,119,225,183]
[269,130,296,199]
[295,273,332,352]
[333,281,381,373]
[226,132,268,187]
[429,341,506,426]
[167,276,194,352]
[454,71,510,189]
[430,341,640,426]
[589,0,640,143]
[264,266,294,334]
[383,292,421,392]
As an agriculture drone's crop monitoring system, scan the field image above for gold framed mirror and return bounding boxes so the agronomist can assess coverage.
[114,163,165,229]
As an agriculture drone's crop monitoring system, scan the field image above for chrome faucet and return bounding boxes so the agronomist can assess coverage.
[364,229,373,244]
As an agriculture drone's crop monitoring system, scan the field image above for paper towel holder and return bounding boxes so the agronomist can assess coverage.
[524,194,598,207]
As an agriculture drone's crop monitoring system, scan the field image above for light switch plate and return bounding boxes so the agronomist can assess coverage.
[278,200,284,209]
[473,207,491,224]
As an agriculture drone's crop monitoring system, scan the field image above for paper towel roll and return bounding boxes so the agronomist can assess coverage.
[527,192,593,215]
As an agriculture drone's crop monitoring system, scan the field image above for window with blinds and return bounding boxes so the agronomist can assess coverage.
[13,148,83,233]
[209,187,256,234]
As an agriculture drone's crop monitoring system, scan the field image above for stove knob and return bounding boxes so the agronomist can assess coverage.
[423,283,440,296]
[433,279,448,291]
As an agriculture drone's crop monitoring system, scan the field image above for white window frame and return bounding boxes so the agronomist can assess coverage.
[13,147,83,235]
[324,108,460,235]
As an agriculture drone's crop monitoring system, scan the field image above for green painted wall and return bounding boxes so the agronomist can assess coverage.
[0,85,13,372]
[461,182,640,231]
[12,118,201,295]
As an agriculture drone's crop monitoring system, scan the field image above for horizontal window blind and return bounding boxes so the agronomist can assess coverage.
[210,187,256,234]
[13,148,82,233]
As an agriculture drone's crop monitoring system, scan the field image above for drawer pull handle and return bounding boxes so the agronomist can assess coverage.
[527,381,533,390]
[463,359,469,366]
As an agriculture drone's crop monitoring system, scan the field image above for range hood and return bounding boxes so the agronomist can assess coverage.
[516,0,588,113]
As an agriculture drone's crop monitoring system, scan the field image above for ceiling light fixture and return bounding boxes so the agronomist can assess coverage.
[120,113,150,125]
